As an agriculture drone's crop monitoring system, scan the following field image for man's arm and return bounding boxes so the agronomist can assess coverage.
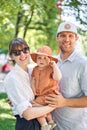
[45,92,87,108]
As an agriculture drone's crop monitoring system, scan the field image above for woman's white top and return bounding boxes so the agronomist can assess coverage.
[4,64,34,117]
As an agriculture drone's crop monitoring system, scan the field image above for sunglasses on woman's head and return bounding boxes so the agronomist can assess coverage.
[12,47,30,56]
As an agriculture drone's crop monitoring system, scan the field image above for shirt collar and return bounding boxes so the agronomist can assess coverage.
[58,51,78,62]
[14,64,29,76]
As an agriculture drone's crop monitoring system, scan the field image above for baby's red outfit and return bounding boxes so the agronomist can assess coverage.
[31,65,59,105]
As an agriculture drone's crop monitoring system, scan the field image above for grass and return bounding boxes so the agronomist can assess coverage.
[0,93,15,130]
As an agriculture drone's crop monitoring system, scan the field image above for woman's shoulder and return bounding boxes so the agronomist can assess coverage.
[4,68,16,83]
[28,64,37,75]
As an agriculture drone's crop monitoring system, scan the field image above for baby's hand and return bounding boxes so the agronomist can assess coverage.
[49,60,56,68]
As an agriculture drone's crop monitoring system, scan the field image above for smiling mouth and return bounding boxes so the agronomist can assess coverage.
[20,57,27,61]
[63,43,70,47]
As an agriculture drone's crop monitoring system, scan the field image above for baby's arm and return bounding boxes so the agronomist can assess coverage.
[31,77,36,95]
[50,61,62,81]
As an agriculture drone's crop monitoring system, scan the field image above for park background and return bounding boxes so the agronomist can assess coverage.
[0,0,87,130]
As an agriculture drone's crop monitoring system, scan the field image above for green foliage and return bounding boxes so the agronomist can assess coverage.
[80,32,87,56]
[63,0,87,30]
[0,0,87,55]
[0,93,15,130]
[0,0,59,54]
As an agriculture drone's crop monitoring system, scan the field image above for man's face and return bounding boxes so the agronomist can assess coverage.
[56,32,79,54]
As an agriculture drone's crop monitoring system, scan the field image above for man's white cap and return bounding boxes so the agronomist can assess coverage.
[57,21,77,35]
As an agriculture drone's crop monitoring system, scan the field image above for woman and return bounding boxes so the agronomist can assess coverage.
[4,38,56,130]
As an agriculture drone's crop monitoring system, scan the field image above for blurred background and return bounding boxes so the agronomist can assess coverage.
[0,0,87,130]
[0,0,87,69]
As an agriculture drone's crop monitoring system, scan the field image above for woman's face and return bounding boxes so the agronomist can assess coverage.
[11,46,30,70]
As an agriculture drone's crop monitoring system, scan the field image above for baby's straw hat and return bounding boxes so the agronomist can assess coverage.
[31,46,58,63]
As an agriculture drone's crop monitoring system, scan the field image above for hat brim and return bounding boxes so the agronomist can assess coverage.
[31,52,58,63]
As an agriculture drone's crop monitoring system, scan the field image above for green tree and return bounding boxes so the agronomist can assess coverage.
[0,0,87,55]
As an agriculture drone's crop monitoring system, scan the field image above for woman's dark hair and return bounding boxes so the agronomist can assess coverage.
[9,38,29,55]
[9,38,30,64]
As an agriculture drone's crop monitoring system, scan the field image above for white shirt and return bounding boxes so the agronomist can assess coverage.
[4,64,34,117]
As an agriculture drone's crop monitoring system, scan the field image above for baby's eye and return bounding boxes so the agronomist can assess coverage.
[37,56,41,59]
[44,57,47,60]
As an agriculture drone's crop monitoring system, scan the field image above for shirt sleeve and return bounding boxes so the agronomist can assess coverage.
[4,77,32,117]
[80,61,87,95]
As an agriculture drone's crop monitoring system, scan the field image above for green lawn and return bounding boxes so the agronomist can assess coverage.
[0,93,15,130]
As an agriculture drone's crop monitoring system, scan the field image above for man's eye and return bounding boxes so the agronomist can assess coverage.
[69,35,73,38]
[60,35,65,37]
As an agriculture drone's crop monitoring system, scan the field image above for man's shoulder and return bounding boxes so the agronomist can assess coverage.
[75,53,87,62]
[75,54,87,70]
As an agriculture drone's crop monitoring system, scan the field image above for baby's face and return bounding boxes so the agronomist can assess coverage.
[36,55,50,68]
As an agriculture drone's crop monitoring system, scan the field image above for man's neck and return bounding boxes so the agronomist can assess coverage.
[60,51,74,61]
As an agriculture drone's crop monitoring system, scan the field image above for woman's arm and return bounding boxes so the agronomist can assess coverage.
[22,105,55,120]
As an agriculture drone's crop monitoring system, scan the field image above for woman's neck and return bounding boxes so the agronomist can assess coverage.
[19,64,28,72]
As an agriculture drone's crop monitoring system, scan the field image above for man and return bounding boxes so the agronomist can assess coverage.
[45,21,87,130]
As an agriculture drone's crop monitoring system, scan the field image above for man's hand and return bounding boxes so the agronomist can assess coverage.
[45,91,66,108]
